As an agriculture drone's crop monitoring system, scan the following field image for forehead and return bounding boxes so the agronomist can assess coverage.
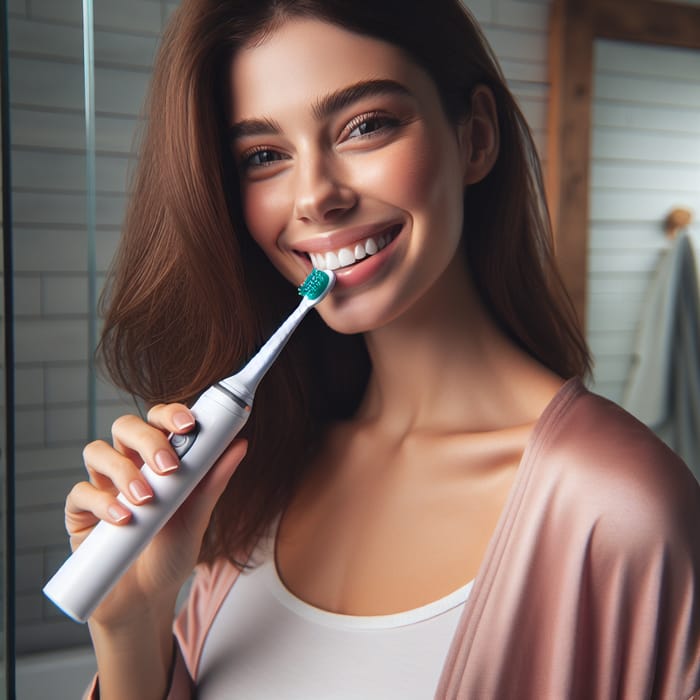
[227,18,427,121]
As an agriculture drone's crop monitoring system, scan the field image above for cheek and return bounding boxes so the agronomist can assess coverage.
[359,138,459,218]
[241,183,288,253]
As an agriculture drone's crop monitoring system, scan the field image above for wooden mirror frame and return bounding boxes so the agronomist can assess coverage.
[546,0,700,327]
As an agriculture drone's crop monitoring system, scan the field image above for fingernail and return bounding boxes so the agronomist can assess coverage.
[155,449,179,473]
[129,480,153,503]
[108,504,130,523]
[173,411,195,431]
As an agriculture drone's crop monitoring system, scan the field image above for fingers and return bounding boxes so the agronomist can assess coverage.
[72,404,196,537]
[145,403,195,434]
[65,481,132,550]
[82,439,155,506]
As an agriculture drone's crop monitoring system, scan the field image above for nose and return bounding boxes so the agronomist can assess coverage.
[293,150,357,224]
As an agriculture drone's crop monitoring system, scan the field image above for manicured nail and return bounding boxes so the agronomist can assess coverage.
[155,449,179,473]
[173,411,195,431]
[129,480,153,503]
[108,504,130,523]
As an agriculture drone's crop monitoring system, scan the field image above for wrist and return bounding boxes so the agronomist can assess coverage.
[89,602,176,700]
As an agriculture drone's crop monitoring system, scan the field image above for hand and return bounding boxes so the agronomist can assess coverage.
[65,403,247,629]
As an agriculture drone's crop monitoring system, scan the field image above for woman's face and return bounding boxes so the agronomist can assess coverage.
[227,18,471,334]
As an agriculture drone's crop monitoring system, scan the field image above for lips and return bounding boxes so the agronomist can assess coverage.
[300,224,402,272]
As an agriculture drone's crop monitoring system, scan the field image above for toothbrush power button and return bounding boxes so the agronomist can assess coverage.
[170,424,199,457]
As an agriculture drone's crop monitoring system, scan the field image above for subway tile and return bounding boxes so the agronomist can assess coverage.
[96,115,141,153]
[16,472,80,509]
[9,17,83,60]
[12,148,86,192]
[94,0,162,34]
[46,404,88,444]
[9,57,83,112]
[15,366,45,405]
[11,108,139,156]
[16,550,44,593]
[16,592,43,623]
[42,275,89,315]
[44,544,72,579]
[15,405,45,447]
[96,154,131,193]
[15,318,89,363]
[12,150,129,195]
[96,399,141,438]
[16,444,82,475]
[45,364,88,404]
[164,3,180,25]
[95,29,159,70]
[16,504,67,548]
[96,375,136,404]
[14,228,88,273]
[96,193,128,228]
[96,228,122,271]
[13,274,42,316]
[95,66,150,117]
[29,0,82,25]
[96,373,120,404]
[13,191,86,226]
[11,108,84,152]
[16,616,91,655]
[8,0,27,17]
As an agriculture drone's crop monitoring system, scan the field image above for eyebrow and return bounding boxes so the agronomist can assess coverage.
[228,79,412,142]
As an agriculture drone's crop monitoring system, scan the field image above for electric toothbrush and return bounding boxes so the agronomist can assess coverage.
[43,269,335,623]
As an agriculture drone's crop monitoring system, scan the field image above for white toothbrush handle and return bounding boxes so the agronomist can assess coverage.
[42,387,251,623]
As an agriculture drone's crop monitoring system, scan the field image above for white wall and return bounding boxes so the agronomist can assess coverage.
[586,39,700,402]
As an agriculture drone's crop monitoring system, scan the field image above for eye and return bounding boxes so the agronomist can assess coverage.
[345,112,401,140]
[235,146,291,181]
[240,147,287,170]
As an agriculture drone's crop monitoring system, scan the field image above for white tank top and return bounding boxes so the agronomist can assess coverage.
[197,533,474,699]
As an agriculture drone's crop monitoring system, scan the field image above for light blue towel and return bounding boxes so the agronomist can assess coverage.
[623,230,700,482]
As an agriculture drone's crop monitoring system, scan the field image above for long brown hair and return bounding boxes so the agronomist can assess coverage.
[99,0,591,564]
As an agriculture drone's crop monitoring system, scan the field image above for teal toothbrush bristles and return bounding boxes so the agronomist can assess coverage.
[298,269,333,300]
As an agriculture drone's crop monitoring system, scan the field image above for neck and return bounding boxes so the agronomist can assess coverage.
[358,256,563,436]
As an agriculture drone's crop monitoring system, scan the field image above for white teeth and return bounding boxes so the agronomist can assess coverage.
[325,251,340,270]
[338,248,355,267]
[307,229,398,271]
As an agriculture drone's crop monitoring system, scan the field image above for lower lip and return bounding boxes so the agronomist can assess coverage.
[322,225,402,290]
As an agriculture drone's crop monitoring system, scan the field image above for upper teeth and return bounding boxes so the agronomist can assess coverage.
[309,232,392,271]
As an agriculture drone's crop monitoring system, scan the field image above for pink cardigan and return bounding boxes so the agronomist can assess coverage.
[87,379,700,698]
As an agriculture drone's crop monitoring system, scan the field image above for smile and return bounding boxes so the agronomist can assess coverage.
[306,225,401,271]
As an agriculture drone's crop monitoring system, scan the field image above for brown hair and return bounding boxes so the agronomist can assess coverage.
[99,0,591,564]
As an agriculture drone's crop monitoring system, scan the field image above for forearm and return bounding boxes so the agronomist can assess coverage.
[88,602,177,700]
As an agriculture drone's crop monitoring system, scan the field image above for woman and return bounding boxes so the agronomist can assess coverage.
[69,1,700,698]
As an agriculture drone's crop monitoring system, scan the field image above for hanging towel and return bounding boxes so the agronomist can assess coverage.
[623,229,700,481]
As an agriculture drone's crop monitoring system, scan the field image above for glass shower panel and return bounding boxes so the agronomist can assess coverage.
[7,0,93,656]
[1,1,180,690]
[1,0,9,693]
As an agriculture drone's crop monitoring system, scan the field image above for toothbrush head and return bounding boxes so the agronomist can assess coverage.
[298,269,336,302]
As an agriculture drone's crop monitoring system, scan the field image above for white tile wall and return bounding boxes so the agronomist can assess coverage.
[9,0,555,658]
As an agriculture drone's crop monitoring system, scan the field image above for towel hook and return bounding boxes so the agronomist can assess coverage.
[664,207,693,238]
